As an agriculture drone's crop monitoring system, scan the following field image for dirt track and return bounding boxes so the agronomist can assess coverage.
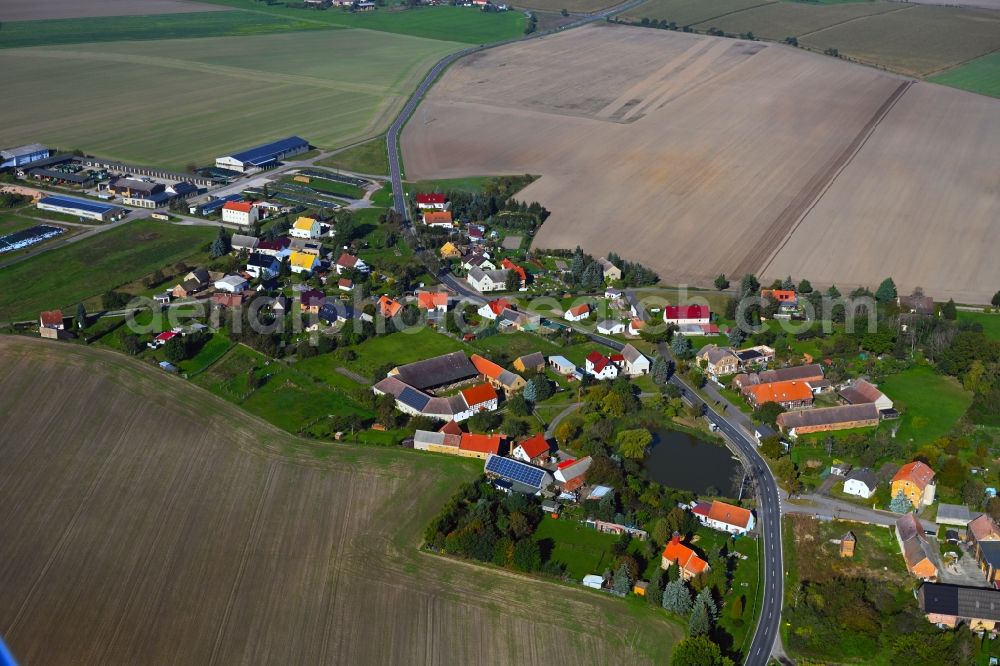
[402,23,1000,303]
[0,337,682,665]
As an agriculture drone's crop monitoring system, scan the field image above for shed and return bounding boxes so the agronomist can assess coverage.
[582,574,604,590]
[936,503,973,527]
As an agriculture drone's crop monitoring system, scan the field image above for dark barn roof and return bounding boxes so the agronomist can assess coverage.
[920,584,1000,621]
[391,351,477,391]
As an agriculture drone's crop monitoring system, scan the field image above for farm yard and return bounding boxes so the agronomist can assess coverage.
[0,0,226,22]
[0,337,683,665]
[621,0,1000,78]
[402,22,1000,304]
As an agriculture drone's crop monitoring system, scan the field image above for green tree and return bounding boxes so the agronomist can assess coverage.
[714,274,729,290]
[875,277,897,303]
[797,279,812,293]
[739,273,760,299]
[782,276,795,290]
[671,636,734,666]
[889,489,912,513]
[75,302,87,329]
[612,562,632,595]
[209,236,228,259]
[532,376,553,401]
[662,578,692,614]
[616,428,652,459]
[688,598,710,636]
[507,392,531,416]
[727,326,745,347]
[696,587,717,621]
[504,270,520,292]
[522,379,538,403]
[162,337,187,364]
[651,355,674,386]
[120,333,143,355]
[672,333,692,358]
[992,290,1000,308]
[941,298,957,320]
[512,539,540,572]
[827,284,841,298]
[759,435,783,459]
[601,391,627,418]
[755,401,786,427]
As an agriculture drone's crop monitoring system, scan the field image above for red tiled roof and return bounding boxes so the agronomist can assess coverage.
[377,295,402,318]
[664,305,710,320]
[336,253,358,268]
[746,380,813,404]
[762,289,796,302]
[662,535,709,575]
[892,461,936,491]
[439,420,464,436]
[338,278,353,289]
[154,331,178,342]
[423,211,453,226]
[568,304,590,316]
[459,432,502,455]
[501,258,526,282]
[416,291,448,309]
[223,201,253,213]
[39,309,63,327]
[586,351,611,373]
[517,434,549,459]
[470,354,505,380]
[487,298,511,316]
[707,500,752,529]
[416,193,446,205]
[557,458,577,470]
[461,383,497,407]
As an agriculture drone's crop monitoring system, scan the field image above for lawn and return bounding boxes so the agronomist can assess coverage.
[879,365,972,446]
[317,136,390,175]
[208,2,526,44]
[0,30,464,170]
[533,516,626,580]
[958,309,1000,340]
[0,211,47,236]
[0,11,333,49]
[0,220,215,322]
[342,328,465,380]
[931,52,1000,99]
[404,175,497,195]
[281,175,365,200]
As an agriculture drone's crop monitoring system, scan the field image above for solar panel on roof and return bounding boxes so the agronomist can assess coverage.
[39,195,115,215]
[398,386,430,411]
[485,456,546,489]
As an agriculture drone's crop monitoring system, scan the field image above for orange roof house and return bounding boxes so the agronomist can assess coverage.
[422,211,453,227]
[745,380,814,409]
[223,200,254,214]
[501,258,527,285]
[513,433,549,462]
[761,289,796,302]
[661,534,710,580]
[377,295,402,318]
[416,291,449,311]
[459,432,502,458]
[470,354,527,392]
[891,461,936,507]
[461,383,498,410]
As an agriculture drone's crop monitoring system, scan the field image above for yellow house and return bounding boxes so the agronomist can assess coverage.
[891,461,936,507]
[291,216,320,239]
[440,241,461,259]
[289,251,318,274]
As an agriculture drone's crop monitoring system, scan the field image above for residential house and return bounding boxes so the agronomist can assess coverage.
[896,512,940,581]
[555,456,592,492]
[697,345,740,378]
[548,355,576,376]
[461,251,496,272]
[300,289,326,314]
[501,258,527,287]
[498,307,538,331]
[745,380,814,410]
[936,503,973,527]
[919,583,1000,631]
[422,211,453,228]
[290,216,320,239]
[377,295,402,318]
[690,500,755,536]
[627,318,645,337]
[605,287,623,301]
[513,352,545,374]
[458,432,503,459]
[338,278,354,292]
[290,238,323,256]
[466,226,485,244]
[512,434,550,463]
[416,291,449,313]
[171,268,210,298]
[459,383,499,416]
[898,289,935,315]
[222,200,258,226]
[597,320,626,335]
[415,193,449,210]
[733,345,775,369]
[621,343,649,376]
[471,354,526,394]
[968,514,1000,579]
[478,298,511,321]
[753,423,777,445]
[256,236,291,259]
[565,303,591,322]
[891,461,936,508]
[335,252,368,275]
[467,266,508,293]
[214,275,249,293]
[843,468,878,499]
[39,309,64,330]
[596,257,621,282]
[761,289,797,304]
[839,378,894,412]
[230,234,259,253]
[661,534,710,581]
[776,403,879,438]
[211,292,247,308]
[440,241,461,259]
[245,252,280,279]
[663,305,710,326]
[585,351,619,380]
[288,251,317,275]
[626,291,647,321]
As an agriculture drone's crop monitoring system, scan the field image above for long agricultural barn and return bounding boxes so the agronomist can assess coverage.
[214,136,309,173]
[36,195,124,223]
[0,143,50,169]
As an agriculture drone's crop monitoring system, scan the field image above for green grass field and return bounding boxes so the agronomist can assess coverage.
[0,30,463,170]
[958,310,1000,340]
[0,11,333,49]
[0,220,215,322]
[879,365,972,446]
[283,175,365,200]
[343,328,465,379]
[931,51,1000,99]
[317,137,390,175]
[533,516,627,580]
[207,2,525,44]
[0,211,44,237]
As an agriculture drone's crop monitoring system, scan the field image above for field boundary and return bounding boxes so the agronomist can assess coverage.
[794,3,915,39]
[750,79,913,278]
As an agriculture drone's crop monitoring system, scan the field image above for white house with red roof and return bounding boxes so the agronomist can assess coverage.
[221,200,258,226]
[415,193,448,210]
[513,434,550,463]
[664,305,710,326]
[501,258,527,287]
[565,303,591,322]
[335,252,368,275]
[478,297,511,321]
[585,351,619,380]
[151,330,178,348]
[690,500,755,536]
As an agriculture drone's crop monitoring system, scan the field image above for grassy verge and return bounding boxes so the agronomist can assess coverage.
[317,137,390,175]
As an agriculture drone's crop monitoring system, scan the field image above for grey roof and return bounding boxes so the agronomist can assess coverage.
[391,352,477,391]
[111,177,162,194]
[625,291,647,320]
[621,343,645,364]
[2,143,48,159]
[414,429,459,448]
[735,348,765,362]
[758,364,824,383]
[919,584,1000,621]
[558,456,592,481]
[225,136,308,166]
[231,234,258,249]
[549,355,575,371]
[699,344,737,365]
[373,376,407,398]
[247,252,278,268]
[468,266,508,285]
[936,503,973,524]
[30,168,93,184]
[777,403,879,430]
[755,423,777,439]
[846,467,877,489]
[516,352,544,368]
[216,275,248,289]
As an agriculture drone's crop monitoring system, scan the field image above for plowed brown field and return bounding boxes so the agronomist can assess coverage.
[402,23,1000,303]
[0,337,682,665]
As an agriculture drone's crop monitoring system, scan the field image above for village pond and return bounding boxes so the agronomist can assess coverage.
[644,427,742,497]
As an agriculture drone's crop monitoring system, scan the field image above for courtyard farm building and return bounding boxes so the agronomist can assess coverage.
[554,456,592,493]
[373,352,504,421]
[745,380,813,410]
[412,430,503,460]
[512,433,550,463]
[896,512,940,581]
[919,584,1000,631]
[484,454,553,495]
[838,378,894,412]
[471,354,526,395]
[697,345,740,378]
[690,500,755,536]
[215,135,308,173]
[776,403,880,437]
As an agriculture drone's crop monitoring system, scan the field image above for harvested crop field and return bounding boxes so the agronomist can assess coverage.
[0,0,225,22]
[0,337,682,665]
[0,30,462,170]
[402,23,1000,303]
[692,1,904,42]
